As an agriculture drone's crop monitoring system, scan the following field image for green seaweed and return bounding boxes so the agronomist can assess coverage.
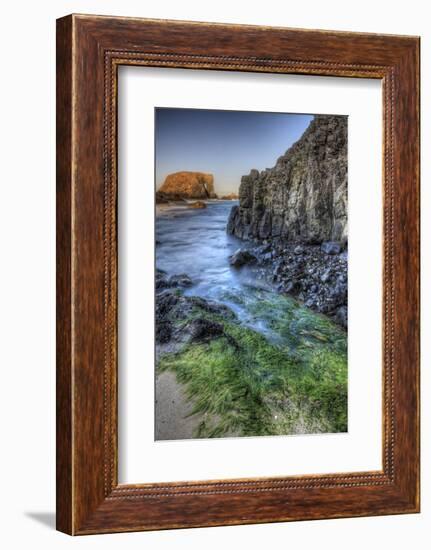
[158,289,347,438]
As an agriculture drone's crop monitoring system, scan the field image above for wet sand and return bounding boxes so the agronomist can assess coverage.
[155,371,203,440]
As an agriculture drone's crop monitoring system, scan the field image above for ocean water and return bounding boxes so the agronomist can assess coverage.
[155,201,346,351]
[156,200,347,439]
[156,200,256,306]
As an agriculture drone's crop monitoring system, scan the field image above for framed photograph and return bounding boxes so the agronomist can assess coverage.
[56,14,420,534]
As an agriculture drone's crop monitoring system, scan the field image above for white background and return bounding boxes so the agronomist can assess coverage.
[119,67,382,483]
[0,0,428,548]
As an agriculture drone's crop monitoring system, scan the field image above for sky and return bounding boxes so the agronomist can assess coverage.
[155,108,314,195]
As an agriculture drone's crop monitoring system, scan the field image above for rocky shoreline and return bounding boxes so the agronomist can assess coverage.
[228,240,347,328]
[154,113,349,439]
[155,265,347,438]
[225,114,348,328]
[155,269,235,348]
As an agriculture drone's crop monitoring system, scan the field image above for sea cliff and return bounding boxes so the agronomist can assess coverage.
[227,115,348,327]
[227,115,347,243]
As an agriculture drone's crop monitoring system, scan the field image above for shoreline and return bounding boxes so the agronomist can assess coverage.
[156,200,347,328]
[154,264,347,440]
[229,238,348,329]
[154,201,347,440]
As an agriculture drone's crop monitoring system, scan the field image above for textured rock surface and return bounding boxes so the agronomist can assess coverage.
[227,115,347,244]
[155,272,235,345]
[158,171,216,199]
[229,248,257,268]
[249,242,348,327]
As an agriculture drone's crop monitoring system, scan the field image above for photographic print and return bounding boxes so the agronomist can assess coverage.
[155,108,348,440]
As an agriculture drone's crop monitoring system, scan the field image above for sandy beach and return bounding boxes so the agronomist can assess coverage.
[155,371,203,440]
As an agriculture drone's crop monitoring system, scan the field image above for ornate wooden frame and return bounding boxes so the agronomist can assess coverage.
[56,14,420,534]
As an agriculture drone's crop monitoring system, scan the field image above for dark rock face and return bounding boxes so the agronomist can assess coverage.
[227,115,347,244]
[226,115,348,328]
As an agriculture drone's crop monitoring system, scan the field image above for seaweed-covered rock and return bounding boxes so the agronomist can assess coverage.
[183,318,224,343]
[155,272,237,345]
[187,296,235,319]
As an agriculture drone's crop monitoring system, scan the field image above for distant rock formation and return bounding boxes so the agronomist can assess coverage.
[227,115,347,244]
[158,171,216,200]
[221,193,239,200]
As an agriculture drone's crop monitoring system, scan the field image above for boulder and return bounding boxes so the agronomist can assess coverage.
[156,271,193,290]
[229,249,257,268]
[154,275,238,346]
[168,274,193,288]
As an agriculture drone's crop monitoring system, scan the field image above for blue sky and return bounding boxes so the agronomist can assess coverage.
[155,108,313,195]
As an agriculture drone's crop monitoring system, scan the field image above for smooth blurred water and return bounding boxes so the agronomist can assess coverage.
[156,200,261,308]
[156,201,345,351]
